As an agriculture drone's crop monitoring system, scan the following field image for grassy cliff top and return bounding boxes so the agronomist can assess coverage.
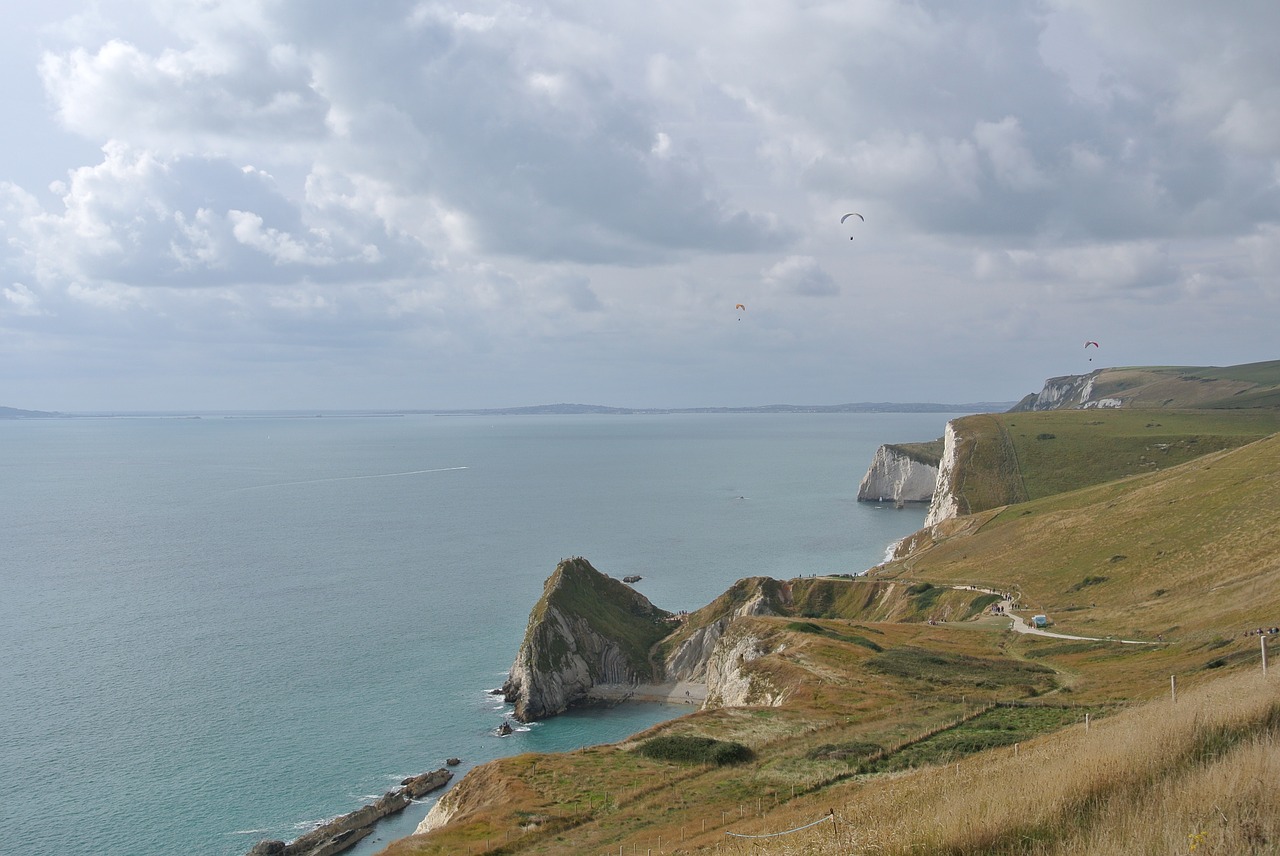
[941,408,1280,515]
[1069,360,1280,409]
[884,438,944,466]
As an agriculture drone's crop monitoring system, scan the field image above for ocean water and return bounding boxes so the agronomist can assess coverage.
[0,412,956,856]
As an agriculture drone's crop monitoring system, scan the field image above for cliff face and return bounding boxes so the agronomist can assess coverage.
[502,558,673,722]
[1009,371,1122,411]
[702,624,787,708]
[924,421,963,527]
[661,577,786,684]
[857,442,941,503]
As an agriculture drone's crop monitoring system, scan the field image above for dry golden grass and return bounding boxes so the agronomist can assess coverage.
[724,668,1280,856]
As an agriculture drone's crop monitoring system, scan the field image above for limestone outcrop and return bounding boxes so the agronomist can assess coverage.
[703,625,786,708]
[660,577,787,684]
[857,441,942,503]
[502,557,673,722]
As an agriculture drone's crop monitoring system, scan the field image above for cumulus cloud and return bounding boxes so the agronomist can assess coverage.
[0,0,1277,408]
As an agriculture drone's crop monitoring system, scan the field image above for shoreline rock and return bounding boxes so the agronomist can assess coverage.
[247,768,452,856]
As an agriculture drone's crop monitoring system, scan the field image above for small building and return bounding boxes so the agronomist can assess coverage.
[1032,614,1049,628]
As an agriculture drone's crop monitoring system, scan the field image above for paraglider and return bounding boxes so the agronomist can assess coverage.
[840,212,864,240]
[1084,341,1100,361]
[735,303,745,321]
[735,304,746,310]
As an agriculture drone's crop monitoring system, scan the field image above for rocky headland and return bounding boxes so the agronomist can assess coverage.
[499,557,796,724]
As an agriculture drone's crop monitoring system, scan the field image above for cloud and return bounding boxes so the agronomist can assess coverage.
[975,241,1181,296]
[1,0,1278,409]
[762,256,839,297]
[34,1,789,267]
[2,282,43,316]
[4,141,403,290]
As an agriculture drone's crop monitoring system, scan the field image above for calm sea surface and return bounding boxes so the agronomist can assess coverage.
[0,412,959,855]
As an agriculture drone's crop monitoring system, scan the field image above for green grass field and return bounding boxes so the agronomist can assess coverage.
[943,408,1280,512]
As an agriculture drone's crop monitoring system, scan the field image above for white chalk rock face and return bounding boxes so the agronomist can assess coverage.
[857,444,939,503]
[925,421,963,528]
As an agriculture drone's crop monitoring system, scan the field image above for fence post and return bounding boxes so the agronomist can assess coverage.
[1263,636,1269,676]
[1171,674,1177,704]
[1085,712,1090,731]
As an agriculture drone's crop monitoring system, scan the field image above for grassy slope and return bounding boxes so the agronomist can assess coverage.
[892,434,1280,645]
[1054,360,1280,410]
[382,406,1280,856]
[947,408,1280,514]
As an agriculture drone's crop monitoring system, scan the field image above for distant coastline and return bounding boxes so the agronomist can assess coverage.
[2,401,1011,419]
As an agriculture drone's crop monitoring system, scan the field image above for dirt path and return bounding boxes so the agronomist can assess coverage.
[950,584,1156,646]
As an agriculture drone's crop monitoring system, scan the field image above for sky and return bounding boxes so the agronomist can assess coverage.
[2,1,1279,411]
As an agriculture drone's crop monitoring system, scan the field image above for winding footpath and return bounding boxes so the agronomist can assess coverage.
[950,584,1157,646]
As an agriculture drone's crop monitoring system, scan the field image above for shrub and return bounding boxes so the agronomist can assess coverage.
[634,735,754,766]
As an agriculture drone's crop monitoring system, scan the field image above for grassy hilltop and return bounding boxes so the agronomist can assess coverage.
[383,365,1280,856]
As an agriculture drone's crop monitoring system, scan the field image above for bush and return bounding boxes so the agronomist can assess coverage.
[634,735,754,766]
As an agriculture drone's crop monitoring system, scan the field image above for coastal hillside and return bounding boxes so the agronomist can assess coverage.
[893,433,1280,645]
[923,407,1280,523]
[852,360,1280,528]
[1011,359,1280,411]
[378,368,1280,856]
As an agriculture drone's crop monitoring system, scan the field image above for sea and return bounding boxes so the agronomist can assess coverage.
[0,411,961,856]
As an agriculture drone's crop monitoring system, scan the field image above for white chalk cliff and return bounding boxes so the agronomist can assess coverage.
[924,421,963,527]
[857,444,939,503]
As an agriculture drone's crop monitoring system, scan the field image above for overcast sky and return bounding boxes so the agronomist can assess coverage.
[2,1,1278,411]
